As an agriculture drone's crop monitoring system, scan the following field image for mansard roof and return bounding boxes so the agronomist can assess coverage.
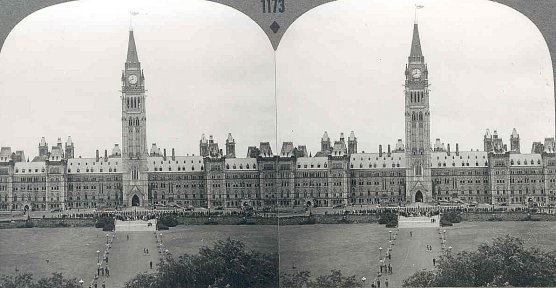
[431,151,488,168]
[147,156,204,172]
[296,157,328,169]
[225,158,257,171]
[14,161,46,174]
[67,158,122,174]
[350,152,406,169]
[509,154,542,167]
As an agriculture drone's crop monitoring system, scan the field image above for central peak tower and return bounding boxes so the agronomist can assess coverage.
[121,29,148,207]
[404,22,432,203]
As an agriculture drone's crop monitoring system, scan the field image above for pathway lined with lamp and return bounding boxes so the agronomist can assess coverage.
[87,231,160,288]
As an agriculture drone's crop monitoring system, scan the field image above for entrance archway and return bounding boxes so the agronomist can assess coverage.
[131,195,140,206]
[415,191,423,202]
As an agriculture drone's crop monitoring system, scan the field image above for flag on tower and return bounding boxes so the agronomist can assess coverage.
[415,4,424,9]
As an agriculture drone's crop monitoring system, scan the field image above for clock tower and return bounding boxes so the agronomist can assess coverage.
[404,22,432,203]
[121,29,148,207]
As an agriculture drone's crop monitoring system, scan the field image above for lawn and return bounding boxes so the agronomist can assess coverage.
[444,221,556,253]
[0,227,108,282]
[278,222,556,283]
[161,225,279,256]
[0,225,279,285]
[278,224,391,278]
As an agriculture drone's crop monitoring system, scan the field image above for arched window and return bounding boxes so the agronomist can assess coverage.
[419,112,423,121]
[129,119,132,126]
[412,112,416,121]
[136,118,139,126]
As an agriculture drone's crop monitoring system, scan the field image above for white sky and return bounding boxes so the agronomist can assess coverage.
[0,0,553,159]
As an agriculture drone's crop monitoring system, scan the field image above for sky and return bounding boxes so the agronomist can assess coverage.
[0,0,553,159]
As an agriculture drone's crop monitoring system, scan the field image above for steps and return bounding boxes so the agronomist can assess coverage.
[115,219,157,232]
[398,215,440,228]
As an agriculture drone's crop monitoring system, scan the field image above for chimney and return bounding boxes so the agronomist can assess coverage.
[96,150,99,162]
[104,150,108,161]
[163,148,167,160]
[447,144,451,156]
[387,144,391,156]
[456,143,459,156]
[172,148,175,161]
[379,145,383,157]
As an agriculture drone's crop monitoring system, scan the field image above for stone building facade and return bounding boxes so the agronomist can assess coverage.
[0,25,555,211]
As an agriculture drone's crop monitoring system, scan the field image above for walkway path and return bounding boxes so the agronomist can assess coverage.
[99,232,160,287]
[382,228,443,287]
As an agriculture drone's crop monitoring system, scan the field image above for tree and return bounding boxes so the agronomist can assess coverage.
[403,235,556,287]
[280,270,363,288]
[0,272,80,288]
[125,238,278,288]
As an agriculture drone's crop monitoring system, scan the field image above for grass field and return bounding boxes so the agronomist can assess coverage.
[278,222,556,286]
[161,225,278,256]
[0,225,278,286]
[444,221,556,253]
[278,224,391,278]
[1,222,553,286]
[0,227,108,282]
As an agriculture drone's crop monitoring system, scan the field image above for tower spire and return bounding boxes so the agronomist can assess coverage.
[410,23,423,58]
[126,30,139,63]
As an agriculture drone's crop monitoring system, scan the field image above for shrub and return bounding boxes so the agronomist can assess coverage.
[95,216,114,229]
[157,223,169,230]
[17,221,35,228]
[159,214,178,227]
[103,223,115,231]
[378,212,398,227]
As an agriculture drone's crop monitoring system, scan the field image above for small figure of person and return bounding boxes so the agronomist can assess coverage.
[410,231,413,237]
[385,278,389,288]
[150,261,153,269]
[127,234,129,241]
[388,253,391,260]
[102,281,106,288]
[377,279,381,288]
[433,258,436,266]
[388,263,392,274]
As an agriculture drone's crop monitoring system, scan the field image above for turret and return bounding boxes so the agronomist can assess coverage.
[200,134,209,157]
[510,128,520,153]
[321,131,331,153]
[65,136,74,159]
[226,133,236,158]
[38,137,48,157]
[348,131,357,154]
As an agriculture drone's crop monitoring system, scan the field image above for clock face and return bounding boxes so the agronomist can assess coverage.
[411,68,421,79]
[128,75,138,84]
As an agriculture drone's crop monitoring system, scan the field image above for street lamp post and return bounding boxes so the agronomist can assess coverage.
[389,230,392,241]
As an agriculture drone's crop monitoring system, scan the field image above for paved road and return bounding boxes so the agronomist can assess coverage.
[100,232,160,287]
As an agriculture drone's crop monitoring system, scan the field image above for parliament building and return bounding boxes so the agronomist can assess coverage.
[1,24,555,211]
